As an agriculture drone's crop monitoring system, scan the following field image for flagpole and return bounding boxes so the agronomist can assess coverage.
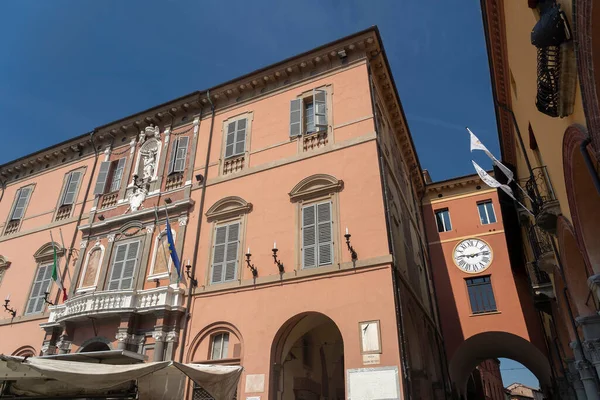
[58,228,72,286]
[49,230,56,296]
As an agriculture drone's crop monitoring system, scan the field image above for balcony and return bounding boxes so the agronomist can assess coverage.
[527,224,557,274]
[519,166,560,234]
[526,261,554,300]
[42,285,184,327]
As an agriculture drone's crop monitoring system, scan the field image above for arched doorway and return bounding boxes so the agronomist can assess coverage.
[270,312,344,400]
[563,125,600,274]
[448,331,552,397]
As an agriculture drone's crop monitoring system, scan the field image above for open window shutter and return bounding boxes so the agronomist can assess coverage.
[94,161,111,195]
[211,226,228,284]
[225,122,236,158]
[174,136,189,172]
[168,139,179,175]
[224,223,239,281]
[234,119,246,157]
[317,202,333,266]
[62,171,82,205]
[11,187,32,220]
[26,265,48,314]
[108,243,128,290]
[110,158,126,192]
[302,205,317,268]
[290,99,303,137]
[120,241,139,290]
[313,89,327,130]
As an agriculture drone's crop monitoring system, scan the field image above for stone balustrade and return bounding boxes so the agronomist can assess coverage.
[43,285,184,326]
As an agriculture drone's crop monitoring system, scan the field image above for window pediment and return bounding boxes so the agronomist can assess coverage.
[0,255,10,269]
[289,174,343,203]
[206,196,252,222]
[33,242,64,263]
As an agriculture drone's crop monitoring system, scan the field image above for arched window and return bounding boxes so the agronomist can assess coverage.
[78,241,105,292]
[148,229,176,279]
[25,243,64,315]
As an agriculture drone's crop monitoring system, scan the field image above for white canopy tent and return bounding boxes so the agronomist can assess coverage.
[0,355,242,400]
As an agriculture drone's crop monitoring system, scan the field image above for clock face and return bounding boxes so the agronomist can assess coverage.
[453,238,492,273]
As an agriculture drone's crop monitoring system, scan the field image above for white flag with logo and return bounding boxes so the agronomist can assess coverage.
[468,127,514,182]
[472,160,516,201]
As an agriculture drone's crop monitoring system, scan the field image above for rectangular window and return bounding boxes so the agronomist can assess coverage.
[107,241,140,290]
[109,158,126,192]
[302,201,333,268]
[9,186,32,221]
[466,276,497,314]
[224,119,246,159]
[289,89,328,137]
[210,222,240,284]
[210,332,229,360]
[435,209,452,232]
[477,200,497,225]
[25,264,53,315]
[168,137,189,175]
[61,171,83,206]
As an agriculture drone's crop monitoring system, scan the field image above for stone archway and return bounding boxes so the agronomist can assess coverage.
[563,125,600,274]
[448,331,552,397]
[270,312,345,400]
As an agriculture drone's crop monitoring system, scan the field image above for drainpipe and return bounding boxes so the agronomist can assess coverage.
[580,137,600,195]
[54,131,99,305]
[0,178,5,204]
[178,91,216,363]
[367,57,412,400]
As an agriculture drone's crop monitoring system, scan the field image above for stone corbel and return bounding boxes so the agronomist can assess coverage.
[56,336,72,354]
[152,330,166,342]
[166,331,179,343]
[41,341,57,356]
[115,331,129,343]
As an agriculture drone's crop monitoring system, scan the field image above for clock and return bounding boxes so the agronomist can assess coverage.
[453,238,493,274]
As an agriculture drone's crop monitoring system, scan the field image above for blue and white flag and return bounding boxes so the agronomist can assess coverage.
[165,217,181,279]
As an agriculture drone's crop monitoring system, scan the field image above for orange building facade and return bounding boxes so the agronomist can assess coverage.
[0,28,449,399]
[422,173,549,398]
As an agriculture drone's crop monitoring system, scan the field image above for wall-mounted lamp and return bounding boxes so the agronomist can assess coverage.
[272,242,284,273]
[43,291,54,306]
[195,174,204,184]
[164,197,172,205]
[3,296,16,318]
[245,248,258,278]
[344,227,358,262]
[97,214,105,221]
[185,264,198,287]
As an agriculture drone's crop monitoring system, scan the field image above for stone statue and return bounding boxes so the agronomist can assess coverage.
[142,149,157,181]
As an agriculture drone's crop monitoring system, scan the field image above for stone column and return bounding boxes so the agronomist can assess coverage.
[588,275,600,301]
[152,330,166,362]
[165,330,179,361]
[41,326,61,356]
[567,358,589,400]
[578,314,600,381]
[116,313,135,351]
[556,375,580,400]
[571,341,600,400]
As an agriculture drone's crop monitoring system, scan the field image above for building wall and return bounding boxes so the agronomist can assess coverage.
[478,359,505,400]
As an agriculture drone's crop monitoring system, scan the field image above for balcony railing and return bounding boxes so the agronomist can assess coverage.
[518,166,560,233]
[100,191,119,209]
[165,173,184,191]
[54,204,72,221]
[527,223,557,274]
[3,220,19,236]
[43,285,184,326]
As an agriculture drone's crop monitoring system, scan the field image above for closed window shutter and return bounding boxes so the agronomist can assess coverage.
[94,161,111,195]
[290,99,303,137]
[174,136,189,173]
[233,119,246,157]
[11,187,32,220]
[168,138,179,175]
[62,171,82,205]
[225,122,236,158]
[109,158,126,192]
[224,223,239,281]
[26,265,52,315]
[211,226,228,284]
[317,202,333,266]
[313,89,327,130]
[302,205,317,268]
[108,241,139,291]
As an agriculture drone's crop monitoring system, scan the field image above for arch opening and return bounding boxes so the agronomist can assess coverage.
[80,341,110,353]
[449,331,552,397]
[270,312,345,400]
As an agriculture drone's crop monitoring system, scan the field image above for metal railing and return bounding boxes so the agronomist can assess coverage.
[518,166,557,215]
[526,261,552,287]
[527,224,554,260]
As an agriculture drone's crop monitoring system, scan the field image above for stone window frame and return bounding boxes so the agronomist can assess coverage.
[219,111,254,176]
[77,241,105,294]
[24,242,65,316]
[209,331,230,360]
[204,196,253,286]
[53,166,86,221]
[292,84,334,153]
[3,183,36,235]
[147,228,176,281]
[289,174,344,271]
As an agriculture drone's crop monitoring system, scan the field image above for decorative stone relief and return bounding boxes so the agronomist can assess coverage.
[153,331,166,342]
[56,337,72,352]
[107,234,116,243]
[166,331,179,343]
[115,331,129,343]
[178,216,188,226]
[146,226,155,235]
[79,239,88,249]
[41,341,56,355]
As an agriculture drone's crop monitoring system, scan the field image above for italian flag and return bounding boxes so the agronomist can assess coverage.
[50,232,68,302]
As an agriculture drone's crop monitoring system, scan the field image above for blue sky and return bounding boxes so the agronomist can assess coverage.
[0,0,535,387]
[0,0,500,181]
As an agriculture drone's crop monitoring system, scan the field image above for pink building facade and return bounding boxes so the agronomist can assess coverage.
[0,28,448,399]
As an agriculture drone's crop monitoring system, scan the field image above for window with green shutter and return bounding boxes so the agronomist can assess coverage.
[107,241,140,290]
[25,264,53,315]
[210,222,240,284]
[301,201,333,268]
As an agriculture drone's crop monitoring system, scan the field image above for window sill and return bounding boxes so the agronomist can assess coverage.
[469,311,500,317]
[76,286,97,294]
[147,273,170,281]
